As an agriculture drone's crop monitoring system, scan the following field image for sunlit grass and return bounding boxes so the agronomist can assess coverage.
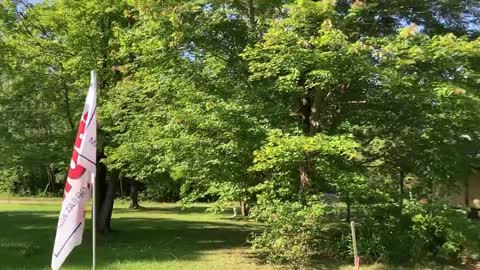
[0,201,275,270]
[0,201,476,269]
[0,192,62,202]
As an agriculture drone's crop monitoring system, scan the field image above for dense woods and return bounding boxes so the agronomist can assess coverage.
[1,0,480,267]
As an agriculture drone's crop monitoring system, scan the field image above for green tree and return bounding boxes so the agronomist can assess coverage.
[102,1,287,211]
[243,0,480,264]
[0,0,135,232]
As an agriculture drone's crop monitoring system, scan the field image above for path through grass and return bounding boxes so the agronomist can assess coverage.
[0,201,273,270]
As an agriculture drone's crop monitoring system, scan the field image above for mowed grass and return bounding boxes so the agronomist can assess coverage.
[0,201,274,270]
[0,200,476,270]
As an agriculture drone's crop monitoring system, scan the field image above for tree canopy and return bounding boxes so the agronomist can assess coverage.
[1,0,480,266]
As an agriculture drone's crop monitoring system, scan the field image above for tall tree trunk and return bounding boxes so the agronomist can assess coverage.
[94,13,115,234]
[98,179,115,233]
[298,92,314,190]
[62,78,75,131]
[299,94,312,135]
[247,0,256,31]
[298,87,330,190]
[240,200,249,216]
[119,173,124,197]
[299,155,313,189]
[95,151,106,231]
[57,62,75,132]
[309,89,325,136]
[95,151,114,233]
[43,165,53,196]
[129,180,140,209]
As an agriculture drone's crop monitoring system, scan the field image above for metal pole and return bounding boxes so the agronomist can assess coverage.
[91,70,97,270]
[350,221,359,269]
[92,172,96,270]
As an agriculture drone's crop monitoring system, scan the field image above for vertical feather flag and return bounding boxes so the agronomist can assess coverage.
[51,71,96,270]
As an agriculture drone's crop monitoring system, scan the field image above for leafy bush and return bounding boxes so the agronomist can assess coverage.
[250,199,480,267]
[250,199,326,268]
[404,200,480,262]
[355,212,417,263]
[343,201,479,264]
[0,168,17,193]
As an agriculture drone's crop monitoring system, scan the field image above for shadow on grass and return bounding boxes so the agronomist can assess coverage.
[0,206,257,270]
[114,205,211,214]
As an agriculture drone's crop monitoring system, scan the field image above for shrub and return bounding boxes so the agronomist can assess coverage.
[250,199,480,267]
[355,212,417,263]
[404,200,480,262]
[0,169,16,193]
[346,201,479,264]
[250,199,326,268]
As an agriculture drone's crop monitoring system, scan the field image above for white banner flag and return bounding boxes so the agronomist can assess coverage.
[51,71,97,270]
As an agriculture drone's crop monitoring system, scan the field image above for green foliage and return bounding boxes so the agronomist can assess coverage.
[102,1,275,204]
[405,201,480,261]
[1,0,480,268]
[0,168,17,193]
[252,199,480,266]
[351,201,480,264]
[0,0,133,195]
[250,198,327,267]
[249,130,361,203]
[140,174,181,202]
[251,130,359,172]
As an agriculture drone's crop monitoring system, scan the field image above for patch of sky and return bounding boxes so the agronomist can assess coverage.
[226,13,239,21]
[182,50,196,61]
[181,42,197,62]
[15,0,42,13]
[202,3,213,13]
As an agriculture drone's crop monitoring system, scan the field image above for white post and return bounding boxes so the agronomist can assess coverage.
[350,221,359,269]
[92,174,96,270]
[91,70,97,270]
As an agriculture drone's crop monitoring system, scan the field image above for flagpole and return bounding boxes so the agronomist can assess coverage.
[92,172,96,270]
[91,70,97,270]
[51,70,97,270]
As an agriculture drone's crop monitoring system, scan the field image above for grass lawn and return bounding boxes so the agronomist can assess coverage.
[0,200,477,270]
[0,192,62,202]
[0,201,275,270]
